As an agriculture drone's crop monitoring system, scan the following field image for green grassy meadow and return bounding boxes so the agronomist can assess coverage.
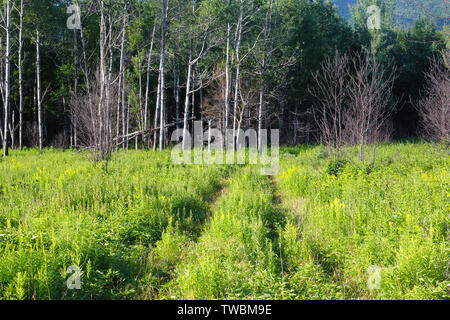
[0,143,448,300]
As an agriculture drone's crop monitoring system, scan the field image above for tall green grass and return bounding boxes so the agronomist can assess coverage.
[164,171,285,299]
[0,149,231,299]
[279,142,449,299]
[0,143,448,300]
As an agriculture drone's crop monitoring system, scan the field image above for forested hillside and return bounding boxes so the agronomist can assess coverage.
[332,0,448,26]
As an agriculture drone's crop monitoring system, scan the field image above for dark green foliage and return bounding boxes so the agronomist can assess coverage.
[325,159,349,176]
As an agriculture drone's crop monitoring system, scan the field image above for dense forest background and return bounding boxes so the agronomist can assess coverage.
[0,0,448,153]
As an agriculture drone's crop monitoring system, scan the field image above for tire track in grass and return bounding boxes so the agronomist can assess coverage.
[271,173,345,300]
[158,168,341,300]
[137,173,233,299]
[271,175,305,231]
[161,168,288,299]
[208,178,231,217]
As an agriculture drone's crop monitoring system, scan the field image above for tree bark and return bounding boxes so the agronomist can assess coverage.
[144,23,156,149]
[153,71,161,151]
[98,0,107,158]
[258,0,273,153]
[117,6,127,151]
[2,0,11,156]
[159,0,168,151]
[224,0,232,149]
[182,53,193,150]
[18,0,24,151]
[36,21,43,151]
[174,60,180,131]
[233,2,243,150]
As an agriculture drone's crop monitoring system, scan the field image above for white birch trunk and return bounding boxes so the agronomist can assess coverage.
[98,0,106,158]
[159,0,168,151]
[233,3,243,150]
[117,8,127,150]
[182,59,193,150]
[174,61,180,131]
[18,0,24,151]
[153,71,161,151]
[36,22,43,151]
[144,23,156,148]
[2,0,11,156]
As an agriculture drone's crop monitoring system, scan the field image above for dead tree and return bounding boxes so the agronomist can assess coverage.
[311,52,396,162]
[418,51,450,143]
[346,52,396,163]
[70,71,117,169]
[158,0,168,151]
[18,0,24,151]
[180,3,219,150]
[116,5,127,151]
[2,0,11,156]
[36,17,46,151]
[72,0,122,171]
[310,52,350,159]
[143,23,156,149]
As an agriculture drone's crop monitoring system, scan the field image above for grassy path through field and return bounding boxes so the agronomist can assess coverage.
[161,168,345,300]
[158,168,288,299]
[137,175,233,299]
[268,173,346,300]
[270,175,305,233]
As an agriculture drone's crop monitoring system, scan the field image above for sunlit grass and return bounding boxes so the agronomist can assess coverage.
[0,142,448,300]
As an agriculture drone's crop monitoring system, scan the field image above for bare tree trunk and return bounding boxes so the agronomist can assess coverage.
[258,0,273,153]
[137,56,143,149]
[200,77,204,131]
[191,66,196,133]
[126,100,130,149]
[73,27,79,148]
[98,0,107,159]
[117,7,127,151]
[174,60,180,131]
[233,3,243,150]
[258,87,264,153]
[122,57,127,150]
[36,21,43,151]
[182,53,193,150]
[144,23,156,149]
[153,71,161,151]
[159,0,168,151]
[9,110,14,150]
[2,0,11,156]
[182,0,198,151]
[106,10,114,158]
[79,15,94,139]
[224,0,232,149]
[18,0,24,151]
